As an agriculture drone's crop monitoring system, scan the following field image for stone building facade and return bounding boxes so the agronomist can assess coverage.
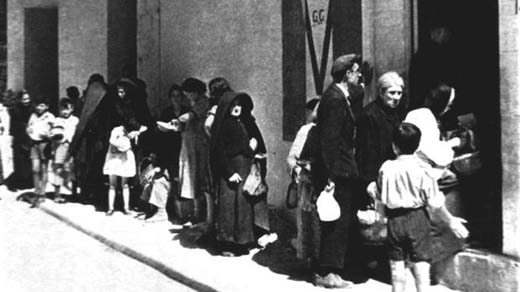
[6,1,520,290]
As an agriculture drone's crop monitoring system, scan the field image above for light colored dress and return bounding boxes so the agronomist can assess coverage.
[404,108,454,179]
[103,126,136,178]
[178,96,212,199]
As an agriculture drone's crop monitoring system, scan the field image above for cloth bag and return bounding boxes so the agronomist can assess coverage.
[243,160,268,196]
[286,180,298,209]
[316,181,340,222]
[357,198,387,245]
[109,126,131,153]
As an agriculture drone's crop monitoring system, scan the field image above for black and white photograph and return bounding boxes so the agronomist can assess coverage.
[0,0,518,291]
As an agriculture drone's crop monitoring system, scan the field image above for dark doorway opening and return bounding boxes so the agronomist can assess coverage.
[416,0,501,251]
[24,7,59,114]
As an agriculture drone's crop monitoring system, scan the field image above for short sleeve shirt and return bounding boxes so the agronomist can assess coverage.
[377,154,445,209]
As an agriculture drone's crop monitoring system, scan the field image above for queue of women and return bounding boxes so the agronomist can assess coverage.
[0,73,275,258]
[0,56,472,289]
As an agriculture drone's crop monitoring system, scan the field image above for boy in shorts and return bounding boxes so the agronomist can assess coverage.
[367,122,468,292]
[26,96,55,207]
[50,98,79,203]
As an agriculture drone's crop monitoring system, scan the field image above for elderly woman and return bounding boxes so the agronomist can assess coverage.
[356,71,405,188]
[210,91,259,256]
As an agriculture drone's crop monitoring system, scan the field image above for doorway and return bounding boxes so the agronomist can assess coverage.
[24,7,58,113]
[415,0,501,250]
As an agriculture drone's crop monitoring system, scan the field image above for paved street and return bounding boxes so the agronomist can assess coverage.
[0,187,461,292]
[0,188,194,292]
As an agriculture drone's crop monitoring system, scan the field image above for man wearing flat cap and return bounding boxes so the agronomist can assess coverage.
[312,54,367,288]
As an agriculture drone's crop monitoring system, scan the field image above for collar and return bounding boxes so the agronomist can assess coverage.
[335,83,350,105]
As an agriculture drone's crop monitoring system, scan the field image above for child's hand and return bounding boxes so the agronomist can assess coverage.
[228,173,242,183]
[249,138,258,151]
[448,217,469,238]
[366,181,378,199]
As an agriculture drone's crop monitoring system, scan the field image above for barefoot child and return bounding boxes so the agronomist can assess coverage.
[50,98,79,203]
[26,96,55,207]
[367,122,469,292]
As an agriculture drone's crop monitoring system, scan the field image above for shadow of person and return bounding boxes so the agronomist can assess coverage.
[169,227,221,256]
[251,239,312,283]
[16,191,37,204]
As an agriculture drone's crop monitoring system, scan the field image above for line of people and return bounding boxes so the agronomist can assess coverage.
[0,71,276,258]
[0,53,474,290]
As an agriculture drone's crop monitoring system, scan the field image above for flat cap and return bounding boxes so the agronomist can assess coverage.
[331,54,361,75]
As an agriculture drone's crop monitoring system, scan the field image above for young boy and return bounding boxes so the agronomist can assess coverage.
[50,98,79,203]
[286,98,320,263]
[367,122,468,292]
[26,96,55,207]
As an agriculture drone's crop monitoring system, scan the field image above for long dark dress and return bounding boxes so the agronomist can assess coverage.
[118,77,154,156]
[355,98,402,187]
[156,105,183,180]
[239,95,270,233]
[210,92,255,244]
[6,102,33,189]
[70,80,111,202]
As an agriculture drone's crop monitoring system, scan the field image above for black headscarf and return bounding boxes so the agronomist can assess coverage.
[238,94,267,156]
[210,92,254,178]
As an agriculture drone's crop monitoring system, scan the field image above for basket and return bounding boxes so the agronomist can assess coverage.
[452,151,482,176]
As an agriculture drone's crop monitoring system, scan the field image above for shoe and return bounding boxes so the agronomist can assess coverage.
[30,196,44,208]
[313,273,353,289]
[121,209,135,216]
[220,251,237,257]
[105,210,114,216]
[190,222,210,232]
[145,209,168,223]
[257,233,278,248]
[54,196,66,204]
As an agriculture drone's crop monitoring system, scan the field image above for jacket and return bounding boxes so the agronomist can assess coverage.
[315,83,358,181]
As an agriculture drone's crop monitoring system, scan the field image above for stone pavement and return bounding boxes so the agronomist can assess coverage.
[0,187,460,292]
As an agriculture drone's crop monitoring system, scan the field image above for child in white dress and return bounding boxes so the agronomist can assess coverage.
[103,125,136,215]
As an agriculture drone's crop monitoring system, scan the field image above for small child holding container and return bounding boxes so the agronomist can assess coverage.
[26,96,55,207]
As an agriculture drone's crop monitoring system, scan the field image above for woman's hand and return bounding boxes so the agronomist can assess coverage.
[447,137,462,149]
[178,113,192,123]
[228,173,242,183]
[249,138,258,151]
[128,131,139,140]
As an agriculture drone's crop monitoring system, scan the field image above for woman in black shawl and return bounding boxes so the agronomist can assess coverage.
[210,92,253,255]
[238,94,272,243]
[70,74,111,205]
[210,92,271,256]
[5,90,33,190]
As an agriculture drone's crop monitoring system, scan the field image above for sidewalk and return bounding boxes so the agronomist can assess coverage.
[1,188,460,292]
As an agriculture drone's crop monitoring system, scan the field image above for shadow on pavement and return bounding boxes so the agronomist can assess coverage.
[169,227,221,256]
[252,240,313,283]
